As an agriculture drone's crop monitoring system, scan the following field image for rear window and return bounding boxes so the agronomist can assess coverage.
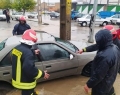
[0,39,7,51]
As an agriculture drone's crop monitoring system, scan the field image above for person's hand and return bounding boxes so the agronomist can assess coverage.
[35,49,40,55]
[44,70,50,79]
[77,49,83,54]
[84,84,90,94]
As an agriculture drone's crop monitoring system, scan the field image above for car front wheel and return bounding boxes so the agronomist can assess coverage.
[102,21,108,26]
[81,22,87,27]
[81,61,92,77]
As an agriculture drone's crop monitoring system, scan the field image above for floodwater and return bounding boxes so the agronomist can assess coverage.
[7,75,120,95]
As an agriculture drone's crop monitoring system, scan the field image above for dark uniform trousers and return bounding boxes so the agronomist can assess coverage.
[92,87,116,95]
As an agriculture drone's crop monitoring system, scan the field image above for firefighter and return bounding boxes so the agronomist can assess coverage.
[12,16,31,35]
[11,29,50,95]
[84,29,120,95]
[78,25,120,53]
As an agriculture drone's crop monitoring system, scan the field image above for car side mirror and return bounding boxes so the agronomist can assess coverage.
[70,54,74,60]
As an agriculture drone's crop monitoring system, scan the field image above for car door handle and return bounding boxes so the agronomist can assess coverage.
[46,65,51,68]
[3,72,10,75]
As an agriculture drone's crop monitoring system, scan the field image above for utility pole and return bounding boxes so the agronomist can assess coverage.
[118,0,120,5]
[106,0,109,10]
[88,0,98,43]
[37,0,42,24]
[60,0,71,40]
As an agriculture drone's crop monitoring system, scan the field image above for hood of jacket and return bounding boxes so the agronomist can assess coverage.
[95,29,113,51]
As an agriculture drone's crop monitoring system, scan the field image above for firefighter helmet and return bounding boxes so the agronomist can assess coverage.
[20,29,37,45]
[103,25,117,34]
[19,16,26,21]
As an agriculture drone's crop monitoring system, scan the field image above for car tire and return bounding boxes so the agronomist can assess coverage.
[102,21,108,26]
[81,22,87,27]
[81,61,92,77]
[0,83,13,95]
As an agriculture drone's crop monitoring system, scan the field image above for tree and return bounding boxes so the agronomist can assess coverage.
[0,0,12,9]
[11,0,36,15]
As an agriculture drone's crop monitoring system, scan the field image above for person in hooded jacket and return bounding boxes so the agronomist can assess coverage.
[78,25,120,74]
[12,16,31,35]
[84,29,120,95]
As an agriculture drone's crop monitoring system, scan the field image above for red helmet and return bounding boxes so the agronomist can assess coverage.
[103,25,117,35]
[20,29,37,45]
[19,16,26,21]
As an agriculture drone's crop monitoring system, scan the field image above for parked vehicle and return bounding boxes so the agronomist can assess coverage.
[71,11,79,20]
[42,10,51,14]
[27,12,38,18]
[72,13,85,20]
[11,12,28,21]
[77,14,110,27]
[106,14,120,24]
[0,12,6,21]
[98,11,116,19]
[50,12,60,18]
[0,31,95,94]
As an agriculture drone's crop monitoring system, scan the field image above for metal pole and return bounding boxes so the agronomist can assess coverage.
[106,0,109,10]
[37,0,42,24]
[47,0,49,11]
[43,0,45,16]
[88,0,98,43]
[118,0,120,5]
[100,0,102,4]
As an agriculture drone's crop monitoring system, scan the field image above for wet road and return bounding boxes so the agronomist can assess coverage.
[0,16,120,95]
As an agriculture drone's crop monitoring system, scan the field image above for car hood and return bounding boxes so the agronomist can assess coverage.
[70,41,88,49]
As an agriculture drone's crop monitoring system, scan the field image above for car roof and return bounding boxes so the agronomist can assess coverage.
[5,31,55,46]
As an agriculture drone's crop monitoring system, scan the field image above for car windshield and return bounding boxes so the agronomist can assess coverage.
[55,37,79,52]
[0,39,7,51]
[15,12,22,15]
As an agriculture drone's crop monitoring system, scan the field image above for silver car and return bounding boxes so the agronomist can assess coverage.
[0,31,95,94]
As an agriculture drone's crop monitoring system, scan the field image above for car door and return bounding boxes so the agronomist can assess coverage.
[95,15,102,25]
[111,14,118,21]
[37,43,79,80]
[86,15,91,24]
[12,13,16,19]
[0,52,12,83]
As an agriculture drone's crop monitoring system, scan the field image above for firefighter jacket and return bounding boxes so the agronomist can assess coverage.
[11,43,44,90]
[12,23,31,35]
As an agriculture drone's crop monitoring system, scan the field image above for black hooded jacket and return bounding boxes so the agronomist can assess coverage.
[87,29,120,95]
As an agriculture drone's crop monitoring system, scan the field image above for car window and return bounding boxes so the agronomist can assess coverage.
[86,15,91,19]
[37,44,70,61]
[96,15,101,19]
[0,52,12,67]
[55,37,79,52]
[0,39,7,51]
[112,15,118,18]
[15,12,22,15]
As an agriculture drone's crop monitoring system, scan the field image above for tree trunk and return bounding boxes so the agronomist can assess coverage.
[23,9,25,15]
